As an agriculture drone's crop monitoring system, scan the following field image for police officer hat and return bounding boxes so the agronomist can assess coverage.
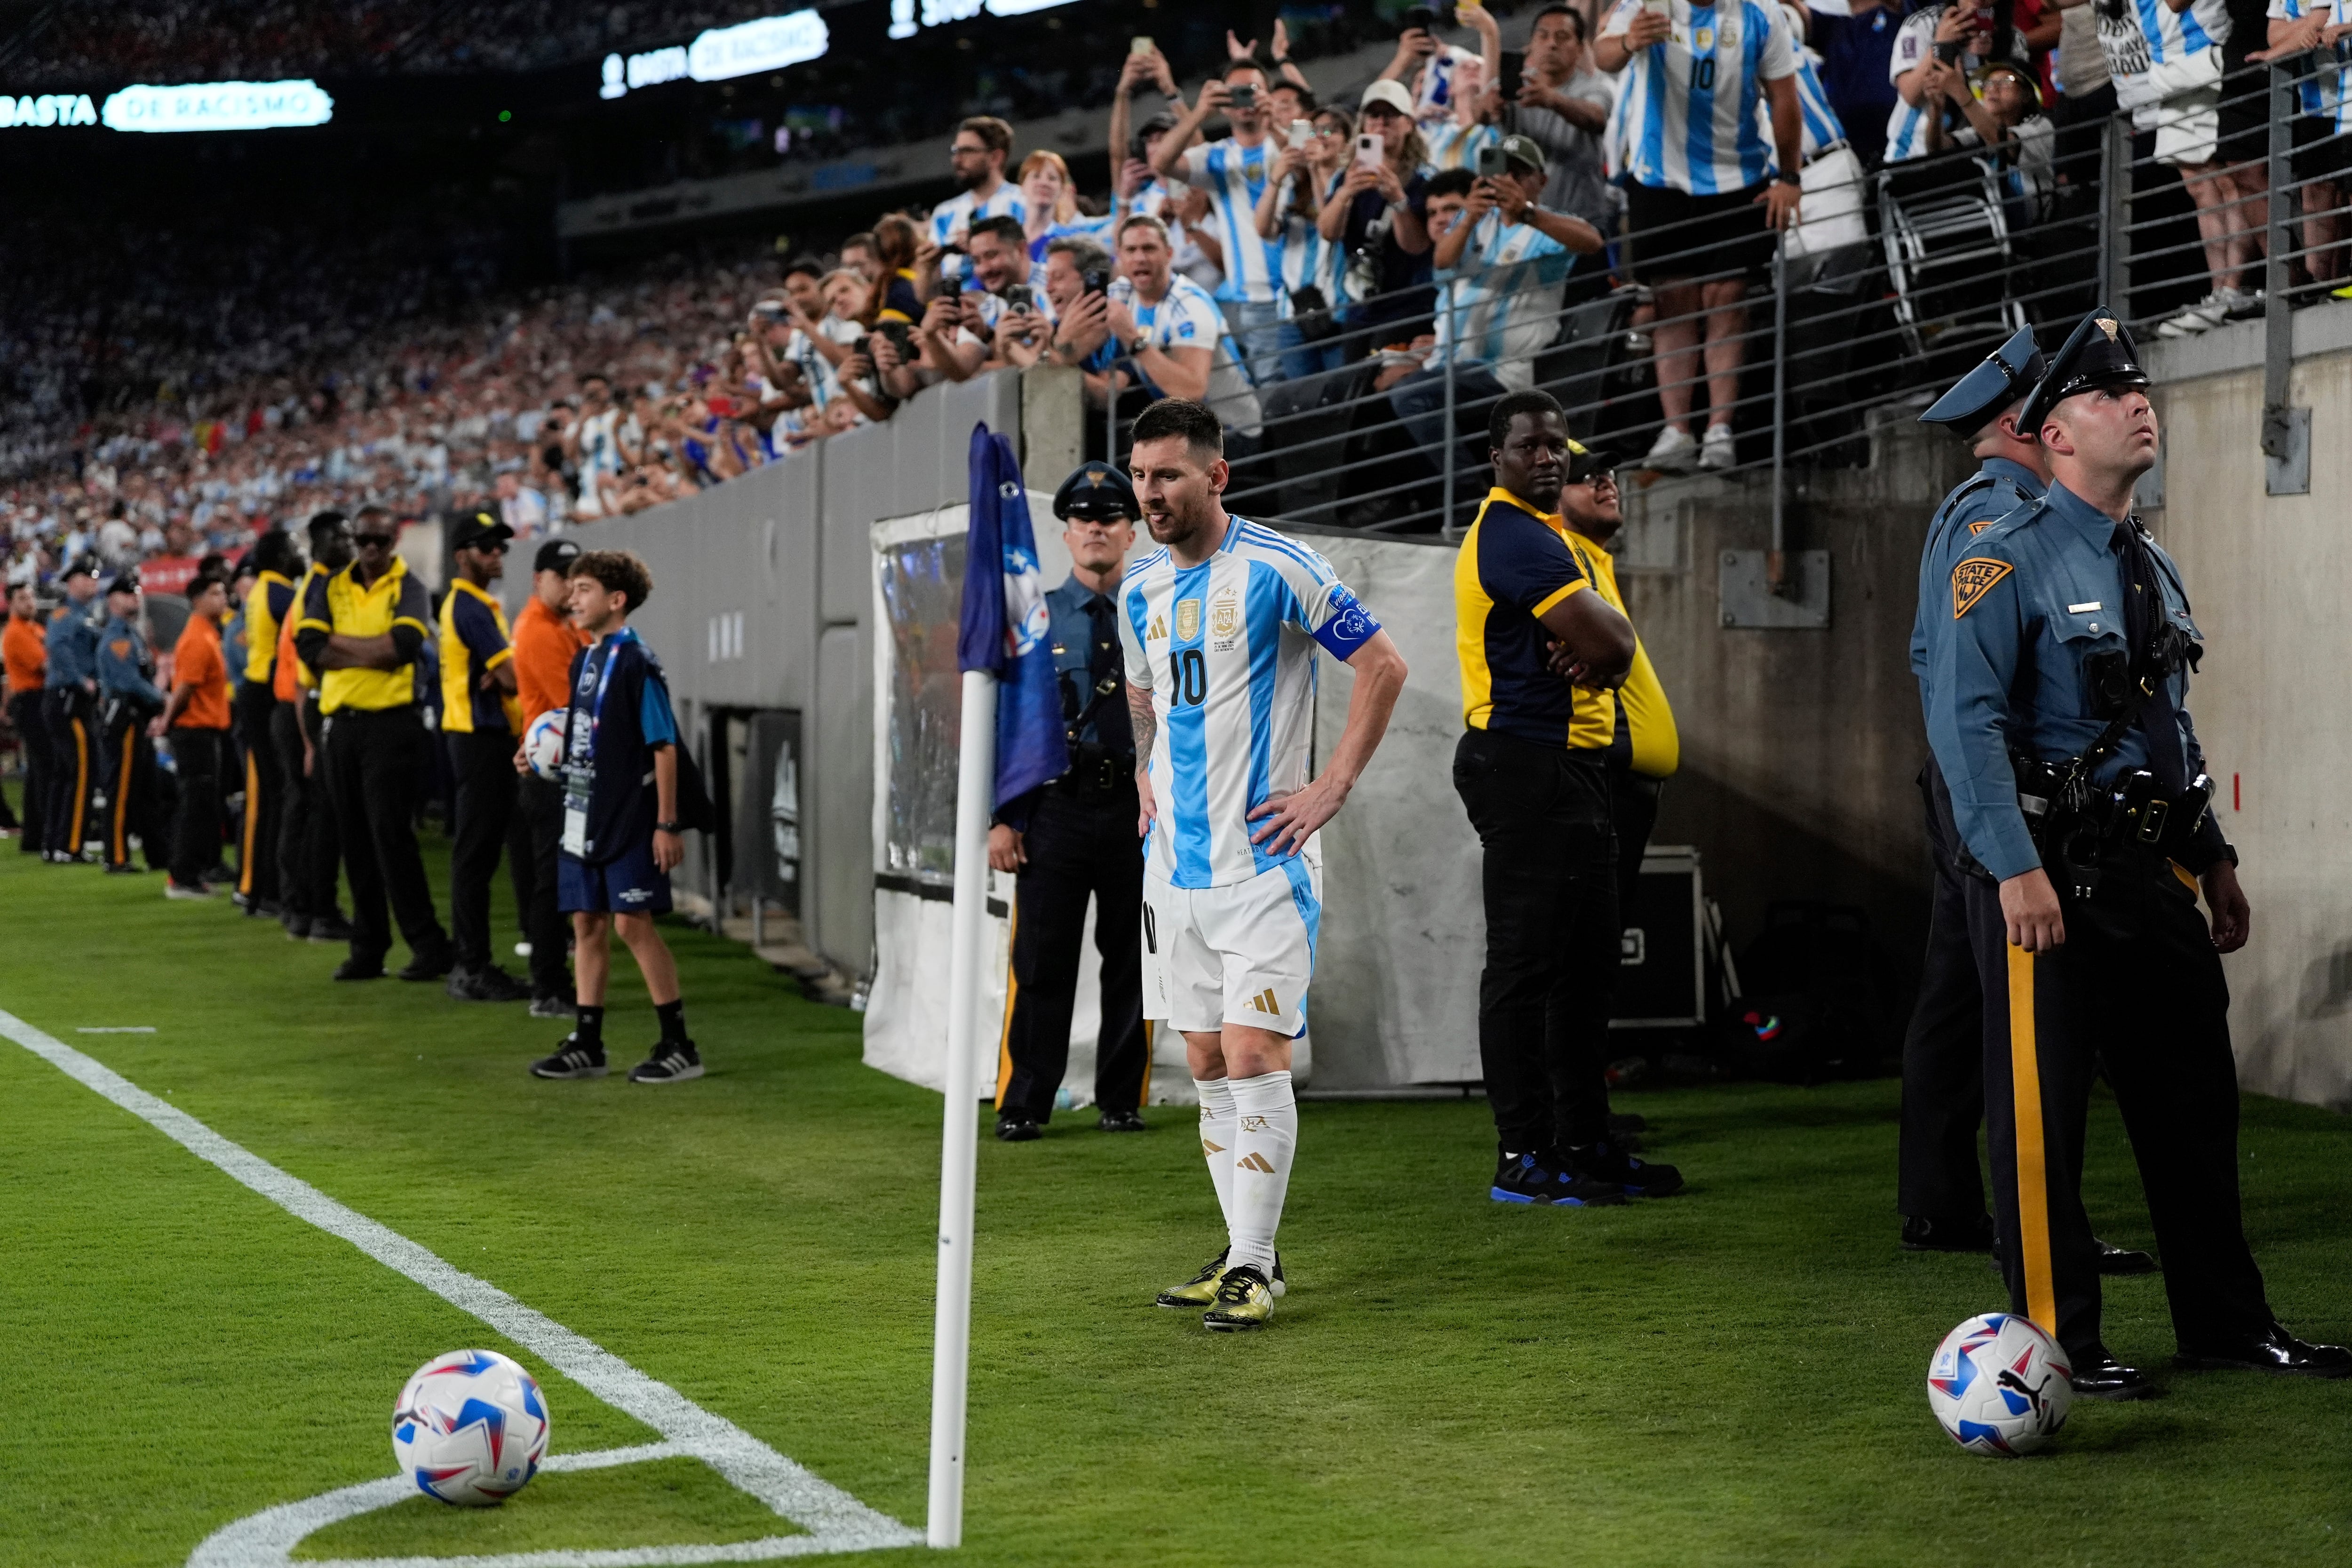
[449,509,515,554]
[1052,461,1139,524]
[62,553,103,581]
[103,571,141,598]
[2018,305,2150,435]
[1918,322,2046,437]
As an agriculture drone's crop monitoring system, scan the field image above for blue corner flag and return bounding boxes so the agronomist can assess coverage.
[959,423,1068,808]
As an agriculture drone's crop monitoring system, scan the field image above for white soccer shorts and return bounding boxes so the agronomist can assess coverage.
[1140,855,1322,1036]
[2152,85,2220,169]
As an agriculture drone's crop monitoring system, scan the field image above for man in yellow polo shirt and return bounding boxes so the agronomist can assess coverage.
[233,529,303,916]
[294,505,454,983]
[439,511,532,1003]
[1453,389,1683,1206]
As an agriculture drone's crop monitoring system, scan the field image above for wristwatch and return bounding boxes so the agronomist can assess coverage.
[1775,172,1802,187]
[655,820,681,834]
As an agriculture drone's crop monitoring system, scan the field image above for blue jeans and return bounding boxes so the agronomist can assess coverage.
[1275,319,1353,383]
[1388,362,1510,490]
[1221,297,1287,386]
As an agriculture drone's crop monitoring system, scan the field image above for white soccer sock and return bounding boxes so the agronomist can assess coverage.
[1194,1077,1239,1235]
[1225,1070,1297,1277]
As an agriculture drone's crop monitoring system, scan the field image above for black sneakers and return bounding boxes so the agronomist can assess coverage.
[332,955,385,981]
[308,913,356,944]
[530,1038,609,1079]
[628,1042,703,1083]
[995,1114,1042,1142]
[447,964,532,1003]
[397,943,457,983]
[1490,1149,1627,1207]
[528,993,577,1019]
[1570,1141,1685,1198]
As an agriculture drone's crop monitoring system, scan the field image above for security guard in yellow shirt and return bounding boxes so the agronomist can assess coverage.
[233,529,303,915]
[438,511,532,1003]
[1453,389,1682,1205]
[293,505,453,982]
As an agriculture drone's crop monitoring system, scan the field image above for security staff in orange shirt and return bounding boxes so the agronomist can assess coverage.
[440,511,532,1003]
[233,531,303,915]
[4,581,48,853]
[509,537,588,1016]
[154,571,234,898]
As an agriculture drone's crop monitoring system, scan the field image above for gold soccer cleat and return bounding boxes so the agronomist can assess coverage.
[1201,1264,1275,1332]
[1156,1246,1230,1308]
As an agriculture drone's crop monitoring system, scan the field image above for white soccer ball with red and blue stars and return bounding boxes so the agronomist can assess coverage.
[1928,1313,2073,1457]
[523,707,569,781]
[391,1349,550,1504]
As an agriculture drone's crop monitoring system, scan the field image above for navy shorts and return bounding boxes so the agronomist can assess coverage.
[558,838,672,915]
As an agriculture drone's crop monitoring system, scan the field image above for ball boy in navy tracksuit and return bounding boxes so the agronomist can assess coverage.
[526,549,702,1083]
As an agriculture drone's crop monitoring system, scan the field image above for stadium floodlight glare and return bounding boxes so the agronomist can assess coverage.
[687,10,829,82]
[101,79,333,133]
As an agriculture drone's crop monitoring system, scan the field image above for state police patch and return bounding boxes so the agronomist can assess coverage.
[1951,558,2013,620]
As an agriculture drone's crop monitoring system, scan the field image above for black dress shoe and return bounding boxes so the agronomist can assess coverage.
[2177,1321,2352,1378]
[2095,1237,2160,1276]
[994,1114,1041,1143]
[2068,1347,2158,1401]
[397,944,457,982]
[1903,1214,1996,1253]
[334,955,387,981]
[1097,1109,1146,1133]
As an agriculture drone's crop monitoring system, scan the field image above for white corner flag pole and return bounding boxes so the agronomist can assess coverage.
[928,667,998,1550]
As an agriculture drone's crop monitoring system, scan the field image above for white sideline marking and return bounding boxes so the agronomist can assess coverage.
[78,1026,157,1033]
[0,1009,924,1566]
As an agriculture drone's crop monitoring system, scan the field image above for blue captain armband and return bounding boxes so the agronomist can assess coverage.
[1311,584,1382,662]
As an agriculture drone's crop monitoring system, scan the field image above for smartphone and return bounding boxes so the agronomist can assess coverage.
[1287,119,1312,149]
[1402,5,1441,33]
[1082,269,1110,297]
[1129,34,1154,54]
[878,320,914,357]
[1228,82,1258,110]
[1474,143,1509,178]
[1498,49,1525,99]
[1005,284,1033,311]
[940,271,962,299]
[1355,133,1384,169]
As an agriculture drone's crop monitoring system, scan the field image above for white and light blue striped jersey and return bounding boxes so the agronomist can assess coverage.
[1126,177,1228,294]
[1881,8,1948,162]
[1602,0,1800,193]
[1116,517,1384,889]
[929,182,1026,248]
[1272,169,1348,306]
[2271,0,2352,127]
[1772,18,1848,162]
[1179,137,1284,305]
[1423,119,1504,175]
[2133,0,2229,63]
[1429,210,1576,390]
[1104,273,1264,435]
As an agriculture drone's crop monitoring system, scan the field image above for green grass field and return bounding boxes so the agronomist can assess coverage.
[3,805,2350,1568]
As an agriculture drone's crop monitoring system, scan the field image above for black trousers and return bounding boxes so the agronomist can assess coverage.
[272,698,340,919]
[1454,729,1621,1154]
[1899,756,1991,1223]
[996,783,1149,1122]
[1609,768,1663,938]
[168,726,226,886]
[514,772,571,999]
[446,730,519,970]
[11,690,48,852]
[1969,844,2273,1359]
[41,686,95,857]
[103,704,166,869]
[326,706,448,963]
[233,683,280,905]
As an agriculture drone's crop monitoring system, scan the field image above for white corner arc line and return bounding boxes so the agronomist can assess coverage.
[0,1009,923,1564]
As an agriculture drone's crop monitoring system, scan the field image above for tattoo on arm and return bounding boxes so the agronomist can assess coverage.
[1126,682,1156,765]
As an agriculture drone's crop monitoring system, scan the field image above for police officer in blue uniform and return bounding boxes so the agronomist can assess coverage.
[95,573,167,873]
[1902,327,2156,1276]
[1927,308,2351,1396]
[988,462,1151,1142]
[40,555,104,862]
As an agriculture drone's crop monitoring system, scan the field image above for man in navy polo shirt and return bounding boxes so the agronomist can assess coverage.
[527,549,702,1085]
[1806,0,1902,167]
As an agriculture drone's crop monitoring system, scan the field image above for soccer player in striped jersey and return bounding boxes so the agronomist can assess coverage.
[1155,61,1287,384]
[1596,0,1804,473]
[1117,398,1408,1332]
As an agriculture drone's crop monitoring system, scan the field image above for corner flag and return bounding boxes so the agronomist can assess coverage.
[958,422,1067,807]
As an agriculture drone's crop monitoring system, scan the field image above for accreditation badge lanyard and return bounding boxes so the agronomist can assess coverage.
[561,629,635,857]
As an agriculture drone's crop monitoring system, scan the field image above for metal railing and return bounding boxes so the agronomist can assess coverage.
[1085,59,2335,537]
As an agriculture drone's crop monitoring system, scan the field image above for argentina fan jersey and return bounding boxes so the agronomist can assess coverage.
[1179,138,1283,305]
[1604,0,1798,193]
[1116,517,1381,889]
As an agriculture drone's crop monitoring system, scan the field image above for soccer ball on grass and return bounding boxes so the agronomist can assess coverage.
[1927,1313,2072,1457]
[392,1348,550,1504]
